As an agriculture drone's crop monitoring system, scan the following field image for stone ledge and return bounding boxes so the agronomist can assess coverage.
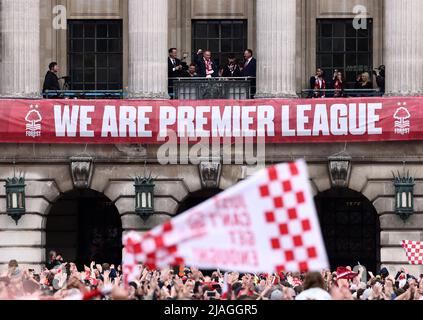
[115,197,179,216]
[104,180,189,203]
[0,231,45,246]
[380,247,409,263]
[0,198,50,215]
[0,247,45,264]
[121,214,171,230]
[381,264,423,277]
[381,231,423,246]
[380,213,423,229]
[0,214,44,230]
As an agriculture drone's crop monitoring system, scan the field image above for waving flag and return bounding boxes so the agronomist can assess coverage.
[401,240,423,265]
[123,160,329,284]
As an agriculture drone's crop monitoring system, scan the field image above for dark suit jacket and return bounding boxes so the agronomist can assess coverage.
[222,64,242,77]
[242,58,257,77]
[194,54,218,77]
[168,57,182,78]
[42,71,61,92]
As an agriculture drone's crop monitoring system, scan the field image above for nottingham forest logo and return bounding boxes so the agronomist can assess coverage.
[25,105,42,138]
[394,102,411,135]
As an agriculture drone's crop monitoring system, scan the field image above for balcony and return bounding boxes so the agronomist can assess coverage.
[170,77,255,100]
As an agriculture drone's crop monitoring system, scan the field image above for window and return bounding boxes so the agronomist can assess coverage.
[68,20,123,90]
[192,20,248,69]
[317,19,373,88]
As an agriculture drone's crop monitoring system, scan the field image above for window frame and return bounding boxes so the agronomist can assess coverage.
[68,20,123,91]
[316,19,373,89]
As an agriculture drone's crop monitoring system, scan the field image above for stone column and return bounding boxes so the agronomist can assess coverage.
[255,0,297,98]
[385,0,423,96]
[128,0,169,99]
[0,0,40,97]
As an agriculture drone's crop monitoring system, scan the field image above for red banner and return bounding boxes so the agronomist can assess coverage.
[0,97,419,144]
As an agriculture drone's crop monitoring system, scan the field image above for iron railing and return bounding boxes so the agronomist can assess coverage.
[169,77,256,100]
[300,89,382,99]
[43,90,125,99]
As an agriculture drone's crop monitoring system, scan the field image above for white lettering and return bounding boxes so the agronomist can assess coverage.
[257,106,275,136]
[119,106,137,137]
[101,106,118,137]
[242,106,256,137]
[331,104,348,136]
[79,105,95,137]
[297,105,312,136]
[54,105,79,137]
[211,106,232,137]
[159,107,176,137]
[137,107,152,138]
[368,103,383,135]
[282,105,295,136]
[312,104,329,136]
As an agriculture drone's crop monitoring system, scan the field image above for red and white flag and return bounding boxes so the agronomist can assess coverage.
[401,240,423,265]
[123,160,329,284]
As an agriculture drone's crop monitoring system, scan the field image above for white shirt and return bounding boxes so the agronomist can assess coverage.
[170,58,177,72]
[295,288,332,300]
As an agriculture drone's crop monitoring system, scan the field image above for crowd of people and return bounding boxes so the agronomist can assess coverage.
[1,252,422,300]
[168,48,257,80]
[309,65,385,98]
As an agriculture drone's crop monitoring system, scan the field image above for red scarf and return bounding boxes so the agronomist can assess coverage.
[314,77,326,90]
[334,79,343,90]
[204,58,214,77]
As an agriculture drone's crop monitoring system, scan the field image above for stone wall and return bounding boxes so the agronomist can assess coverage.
[0,142,422,274]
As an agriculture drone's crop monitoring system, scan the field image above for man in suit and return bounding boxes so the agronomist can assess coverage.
[42,62,61,98]
[242,49,257,98]
[168,48,183,98]
[194,49,218,78]
[242,49,257,77]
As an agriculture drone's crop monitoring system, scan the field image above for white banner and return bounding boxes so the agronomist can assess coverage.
[123,160,329,283]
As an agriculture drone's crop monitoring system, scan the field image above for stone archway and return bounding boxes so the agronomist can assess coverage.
[314,188,381,273]
[176,189,222,214]
[45,189,122,268]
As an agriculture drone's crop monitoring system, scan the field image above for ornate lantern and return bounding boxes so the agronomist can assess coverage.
[134,174,155,220]
[5,171,26,224]
[393,170,415,221]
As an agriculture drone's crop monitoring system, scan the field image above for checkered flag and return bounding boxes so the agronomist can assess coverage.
[401,240,423,265]
[123,160,329,284]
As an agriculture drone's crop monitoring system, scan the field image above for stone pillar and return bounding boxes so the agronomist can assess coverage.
[128,0,169,99]
[385,0,423,96]
[255,0,297,98]
[0,0,40,97]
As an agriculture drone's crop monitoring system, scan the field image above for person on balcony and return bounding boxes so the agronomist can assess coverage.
[355,72,373,96]
[309,68,326,98]
[183,63,198,78]
[332,70,345,98]
[243,49,257,98]
[221,55,242,77]
[168,48,183,78]
[242,49,256,78]
[168,48,183,98]
[194,49,218,78]
[42,62,61,98]
[373,65,385,96]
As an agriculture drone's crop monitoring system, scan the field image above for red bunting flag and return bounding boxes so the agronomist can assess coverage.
[122,160,329,284]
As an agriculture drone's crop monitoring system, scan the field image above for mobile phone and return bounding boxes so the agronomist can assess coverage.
[207,291,216,297]
[28,269,34,272]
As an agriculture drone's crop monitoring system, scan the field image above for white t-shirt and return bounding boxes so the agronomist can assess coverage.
[295,288,332,300]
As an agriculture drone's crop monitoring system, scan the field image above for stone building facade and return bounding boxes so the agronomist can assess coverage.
[1,0,423,275]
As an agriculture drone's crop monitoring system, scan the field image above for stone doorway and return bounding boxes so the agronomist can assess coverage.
[177,189,222,214]
[46,189,122,268]
[314,188,380,273]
